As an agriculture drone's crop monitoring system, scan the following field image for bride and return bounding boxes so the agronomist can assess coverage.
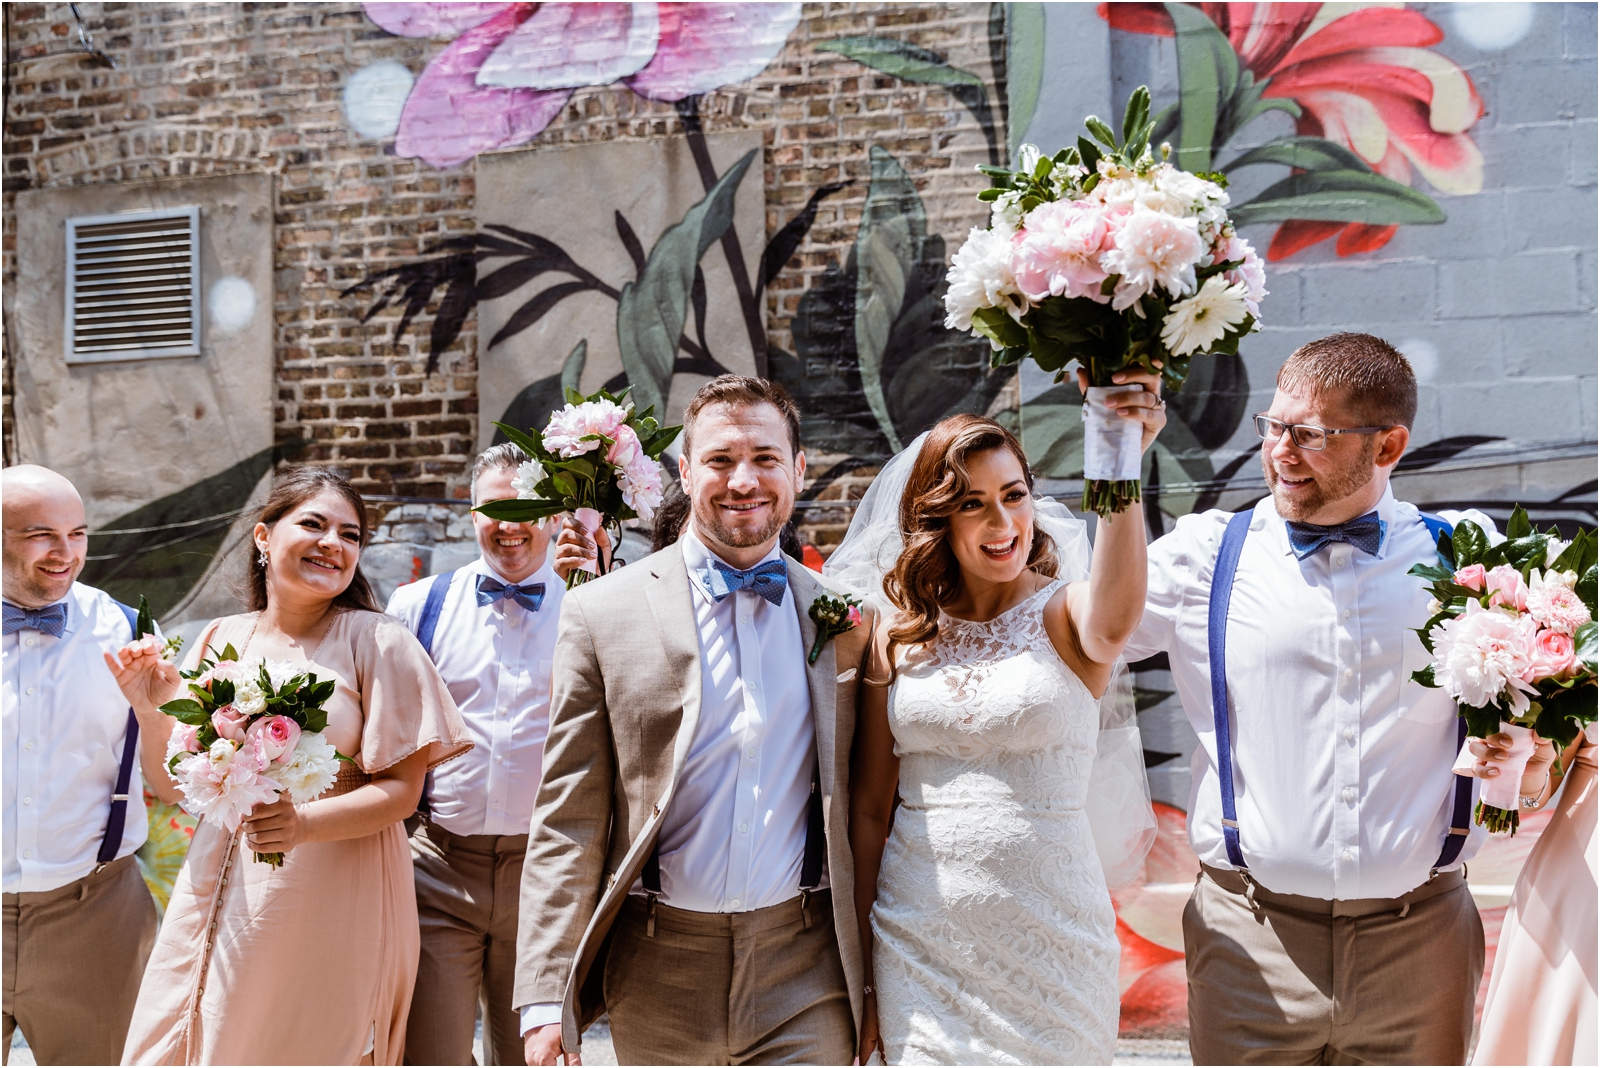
[834,370,1165,1065]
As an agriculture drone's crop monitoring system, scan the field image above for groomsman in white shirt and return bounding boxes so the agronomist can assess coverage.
[1122,334,1497,1065]
[2,466,180,1065]
[388,444,568,1065]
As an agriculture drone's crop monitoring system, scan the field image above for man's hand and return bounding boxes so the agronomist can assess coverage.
[103,636,183,715]
[525,1023,579,1066]
[552,516,613,584]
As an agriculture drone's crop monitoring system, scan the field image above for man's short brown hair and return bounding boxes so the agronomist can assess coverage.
[1276,332,1419,429]
[681,375,802,456]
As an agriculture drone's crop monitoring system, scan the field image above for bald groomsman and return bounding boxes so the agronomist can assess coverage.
[2,466,180,1065]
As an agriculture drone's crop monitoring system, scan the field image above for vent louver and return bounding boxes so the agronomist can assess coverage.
[66,206,201,362]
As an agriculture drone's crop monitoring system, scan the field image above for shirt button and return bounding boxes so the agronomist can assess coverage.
[1341,849,1353,862]
[738,821,749,834]
[24,687,33,695]
[23,741,33,750]
[1343,727,1355,743]
[1343,668,1353,679]
[1341,787,1354,803]
[745,747,757,760]
[730,897,742,910]
[24,638,34,647]
[21,797,31,806]
[495,754,504,763]
[22,850,31,859]
[1342,609,1352,620]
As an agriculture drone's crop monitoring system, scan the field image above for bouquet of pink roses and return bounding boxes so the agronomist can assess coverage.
[476,386,679,588]
[1410,507,1597,832]
[944,86,1265,517]
[160,643,346,865]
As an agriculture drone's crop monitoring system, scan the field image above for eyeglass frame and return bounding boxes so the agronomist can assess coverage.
[1252,413,1397,451]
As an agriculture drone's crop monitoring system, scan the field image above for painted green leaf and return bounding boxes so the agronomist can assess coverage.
[1019,383,1084,479]
[1224,136,1371,175]
[1005,3,1046,160]
[818,36,1000,164]
[616,147,758,420]
[493,339,587,447]
[1166,1,1237,173]
[1229,170,1447,226]
[853,146,928,453]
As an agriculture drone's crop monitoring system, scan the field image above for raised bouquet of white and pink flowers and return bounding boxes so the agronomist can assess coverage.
[477,386,680,588]
[1410,507,1597,833]
[944,86,1265,517]
[160,643,347,865]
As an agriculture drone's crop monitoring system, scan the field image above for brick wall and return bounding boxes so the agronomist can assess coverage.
[3,2,1003,514]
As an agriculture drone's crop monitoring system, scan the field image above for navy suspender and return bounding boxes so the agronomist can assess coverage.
[1208,510,1474,876]
[101,602,143,868]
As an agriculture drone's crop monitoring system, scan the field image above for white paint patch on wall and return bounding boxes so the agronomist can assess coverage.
[344,60,416,140]
[207,275,256,335]
[1451,2,1536,52]
[1399,338,1439,383]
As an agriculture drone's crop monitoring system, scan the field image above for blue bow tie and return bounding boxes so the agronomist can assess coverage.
[476,576,545,613]
[1286,512,1386,560]
[2,601,67,638]
[701,558,789,606]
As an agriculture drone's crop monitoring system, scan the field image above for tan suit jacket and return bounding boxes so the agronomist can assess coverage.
[512,541,874,1053]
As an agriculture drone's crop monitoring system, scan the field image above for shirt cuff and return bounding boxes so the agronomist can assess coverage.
[519,1002,563,1036]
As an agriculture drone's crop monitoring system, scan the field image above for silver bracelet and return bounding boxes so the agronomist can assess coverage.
[1519,794,1543,810]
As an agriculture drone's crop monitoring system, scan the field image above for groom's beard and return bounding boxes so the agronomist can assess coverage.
[694,494,791,549]
[1262,440,1377,521]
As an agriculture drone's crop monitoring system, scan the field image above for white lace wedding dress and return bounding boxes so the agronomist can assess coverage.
[872,580,1120,1065]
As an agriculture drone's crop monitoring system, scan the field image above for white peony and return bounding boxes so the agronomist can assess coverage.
[264,731,342,805]
[943,226,1026,341]
[511,459,545,499]
[1428,600,1541,716]
[262,658,301,692]
[990,189,1025,234]
[1545,538,1571,568]
[1102,208,1206,309]
[1160,276,1251,355]
[232,676,267,716]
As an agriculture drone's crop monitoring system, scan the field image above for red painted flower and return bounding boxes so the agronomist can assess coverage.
[1101,2,1484,259]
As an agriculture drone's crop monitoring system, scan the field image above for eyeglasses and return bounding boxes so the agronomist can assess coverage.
[1252,414,1395,451]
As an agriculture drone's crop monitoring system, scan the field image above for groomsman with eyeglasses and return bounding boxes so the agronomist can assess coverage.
[389,443,589,1065]
[2,466,181,1065]
[1122,334,1504,1065]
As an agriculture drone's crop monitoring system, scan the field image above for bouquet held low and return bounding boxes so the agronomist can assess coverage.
[1409,507,1597,833]
[476,386,679,588]
[944,86,1265,517]
[160,643,348,865]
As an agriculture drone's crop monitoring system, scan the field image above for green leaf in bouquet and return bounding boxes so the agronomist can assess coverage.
[1503,535,1550,572]
[1452,520,1491,568]
[1085,116,1118,150]
[160,700,211,725]
[1122,86,1151,151]
[301,707,329,735]
[971,306,1028,350]
[1552,532,1590,575]
[1077,136,1102,174]
[563,386,585,407]
[1532,687,1588,747]
[551,471,578,498]
[135,594,156,639]
[474,498,568,524]
[1578,565,1597,616]
[1576,620,1598,675]
[1410,665,1435,687]
[977,164,1015,181]
[1461,704,1504,740]
[1193,258,1245,282]
[219,643,239,662]
[977,188,1004,202]
[1505,504,1533,540]
[1408,562,1455,583]
[565,457,597,480]
[492,422,545,463]
[307,679,335,705]
[1417,608,1455,653]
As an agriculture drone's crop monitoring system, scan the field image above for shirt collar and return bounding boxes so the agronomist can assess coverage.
[681,527,784,603]
[1264,487,1399,559]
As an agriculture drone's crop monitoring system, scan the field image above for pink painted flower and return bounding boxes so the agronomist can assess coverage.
[1454,563,1487,592]
[1009,200,1114,303]
[543,398,631,457]
[246,715,303,766]
[1525,569,1593,635]
[1100,208,1206,310]
[211,704,252,743]
[1484,564,1528,612]
[1101,3,1485,260]
[365,3,803,167]
[1524,628,1577,684]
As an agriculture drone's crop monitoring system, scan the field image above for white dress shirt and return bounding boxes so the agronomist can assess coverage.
[521,530,820,1035]
[1124,489,1494,900]
[2,583,147,893]
[386,557,563,838]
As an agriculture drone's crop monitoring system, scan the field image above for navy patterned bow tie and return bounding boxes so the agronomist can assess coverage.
[1286,512,1386,560]
[701,558,789,606]
[476,576,546,613]
[2,601,67,638]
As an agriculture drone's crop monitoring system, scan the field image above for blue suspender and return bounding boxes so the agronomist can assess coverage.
[1207,510,1474,876]
[408,569,461,820]
[101,602,143,868]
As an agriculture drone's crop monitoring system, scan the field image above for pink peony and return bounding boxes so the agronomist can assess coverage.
[617,456,664,523]
[1525,569,1592,635]
[605,423,644,469]
[1454,563,1487,592]
[179,740,281,832]
[166,722,203,764]
[1484,565,1528,612]
[245,715,302,766]
[211,704,251,743]
[1008,199,1113,302]
[543,399,631,458]
[1218,235,1267,318]
[1524,628,1577,683]
[1428,600,1540,715]
[1100,207,1205,310]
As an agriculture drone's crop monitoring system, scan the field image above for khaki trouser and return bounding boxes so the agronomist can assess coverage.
[1185,864,1484,1066]
[603,891,854,1065]
[405,821,528,1066]
[2,854,158,1066]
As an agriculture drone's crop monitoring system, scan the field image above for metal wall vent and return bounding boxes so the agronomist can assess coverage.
[65,206,201,363]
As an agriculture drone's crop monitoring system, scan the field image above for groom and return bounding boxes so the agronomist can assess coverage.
[516,376,875,1065]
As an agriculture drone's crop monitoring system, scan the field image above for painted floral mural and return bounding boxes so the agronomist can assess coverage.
[364,1,802,167]
[1102,2,1486,259]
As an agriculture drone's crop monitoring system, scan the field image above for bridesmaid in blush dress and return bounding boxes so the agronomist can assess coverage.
[105,469,471,1065]
[1470,724,1597,1066]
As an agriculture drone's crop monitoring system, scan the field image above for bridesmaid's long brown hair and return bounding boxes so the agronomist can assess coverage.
[882,415,1057,656]
[247,466,381,614]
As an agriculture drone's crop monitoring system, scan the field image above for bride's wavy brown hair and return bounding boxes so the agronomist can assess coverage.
[882,414,1056,656]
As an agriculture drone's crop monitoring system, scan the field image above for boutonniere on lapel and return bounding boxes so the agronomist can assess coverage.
[807,593,864,666]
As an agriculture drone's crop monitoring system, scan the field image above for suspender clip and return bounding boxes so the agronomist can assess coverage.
[644,891,659,938]
[1220,818,1239,828]
[799,887,812,929]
